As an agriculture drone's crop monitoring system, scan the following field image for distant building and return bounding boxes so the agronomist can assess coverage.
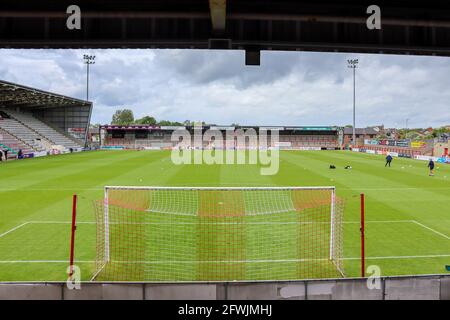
[343,127,378,146]
[384,128,400,140]
[433,139,449,157]
[88,127,101,146]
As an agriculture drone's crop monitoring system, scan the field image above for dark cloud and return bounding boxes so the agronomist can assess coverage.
[0,49,448,128]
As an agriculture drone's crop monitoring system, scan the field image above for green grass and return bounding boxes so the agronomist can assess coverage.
[0,150,449,281]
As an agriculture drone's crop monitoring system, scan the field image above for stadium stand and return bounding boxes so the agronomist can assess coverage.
[101,126,341,150]
[0,80,92,158]
[0,113,49,152]
[0,128,34,158]
[279,134,338,148]
[4,110,83,150]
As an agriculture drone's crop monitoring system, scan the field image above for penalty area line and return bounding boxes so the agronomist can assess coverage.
[0,260,95,264]
[0,220,421,235]
[1,254,450,264]
[27,221,95,225]
[0,222,30,239]
[343,254,450,260]
[0,221,95,240]
[411,220,450,240]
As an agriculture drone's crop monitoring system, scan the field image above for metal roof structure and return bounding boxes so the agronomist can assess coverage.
[0,80,91,109]
[1,0,450,59]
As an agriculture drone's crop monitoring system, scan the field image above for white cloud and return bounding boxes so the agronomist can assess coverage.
[0,49,448,128]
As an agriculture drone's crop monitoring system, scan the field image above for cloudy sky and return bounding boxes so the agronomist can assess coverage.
[0,49,449,128]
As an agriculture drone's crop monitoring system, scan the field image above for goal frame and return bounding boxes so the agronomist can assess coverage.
[92,185,343,281]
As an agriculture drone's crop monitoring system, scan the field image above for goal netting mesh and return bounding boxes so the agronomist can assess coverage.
[91,186,345,282]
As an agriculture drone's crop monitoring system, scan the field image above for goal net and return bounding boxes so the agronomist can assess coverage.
[91,186,345,282]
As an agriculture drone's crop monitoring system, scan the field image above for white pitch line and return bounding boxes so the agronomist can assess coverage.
[0,221,96,240]
[27,221,95,225]
[0,220,417,235]
[0,188,103,191]
[341,187,450,191]
[411,220,450,240]
[344,220,414,224]
[0,260,94,264]
[1,254,450,264]
[343,254,450,260]
[0,219,439,237]
[0,222,29,239]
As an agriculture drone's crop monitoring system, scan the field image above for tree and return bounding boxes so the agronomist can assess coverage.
[158,120,183,126]
[406,131,420,140]
[112,109,134,125]
[135,116,157,125]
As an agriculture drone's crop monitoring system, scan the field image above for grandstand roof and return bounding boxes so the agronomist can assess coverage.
[0,80,91,109]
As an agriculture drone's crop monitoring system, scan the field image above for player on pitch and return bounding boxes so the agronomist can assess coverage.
[428,159,435,176]
[385,154,393,167]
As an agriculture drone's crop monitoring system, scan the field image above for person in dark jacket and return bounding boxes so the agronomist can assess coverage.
[428,159,435,176]
[17,149,23,160]
[3,149,8,161]
[385,154,393,167]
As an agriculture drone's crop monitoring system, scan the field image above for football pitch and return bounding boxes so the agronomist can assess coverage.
[0,150,449,281]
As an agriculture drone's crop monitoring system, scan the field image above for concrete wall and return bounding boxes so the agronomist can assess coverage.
[0,275,449,300]
[433,141,449,157]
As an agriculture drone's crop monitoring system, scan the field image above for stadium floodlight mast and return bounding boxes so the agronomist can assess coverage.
[405,118,409,137]
[347,59,358,146]
[83,54,96,101]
